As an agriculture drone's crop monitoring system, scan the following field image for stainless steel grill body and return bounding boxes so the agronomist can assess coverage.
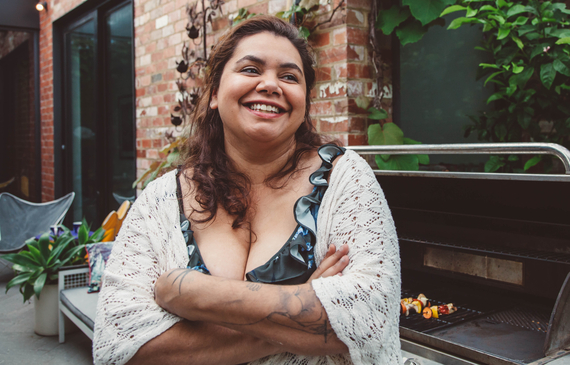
[347,144,570,365]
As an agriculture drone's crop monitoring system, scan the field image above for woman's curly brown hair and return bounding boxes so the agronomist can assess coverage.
[181,15,330,229]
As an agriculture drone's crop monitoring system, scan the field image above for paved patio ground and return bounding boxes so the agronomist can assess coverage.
[0,259,93,365]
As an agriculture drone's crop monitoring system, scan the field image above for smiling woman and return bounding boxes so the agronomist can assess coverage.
[92,15,402,365]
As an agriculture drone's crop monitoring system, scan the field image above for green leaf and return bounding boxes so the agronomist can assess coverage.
[78,223,88,245]
[553,59,570,77]
[480,5,498,12]
[440,5,466,17]
[403,0,457,26]
[367,107,389,120]
[524,155,542,171]
[506,4,527,18]
[60,246,86,266]
[506,84,517,96]
[495,124,507,140]
[466,6,478,17]
[496,46,518,66]
[6,272,33,291]
[551,3,570,15]
[523,6,539,16]
[396,20,428,45]
[355,95,370,110]
[34,272,47,299]
[368,122,404,146]
[512,16,528,26]
[375,154,420,171]
[447,17,474,30]
[508,155,519,162]
[298,26,310,39]
[418,154,430,165]
[89,228,106,243]
[556,37,570,45]
[484,156,505,172]
[496,0,508,9]
[509,67,533,88]
[540,62,556,90]
[550,29,570,39]
[511,63,524,74]
[376,5,410,35]
[479,63,500,69]
[403,137,421,144]
[487,92,504,104]
[512,36,524,50]
[485,71,504,86]
[517,110,532,129]
[497,27,511,40]
[166,150,180,166]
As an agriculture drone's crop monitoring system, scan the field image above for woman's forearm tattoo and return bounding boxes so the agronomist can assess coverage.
[167,268,194,295]
[224,285,335,343]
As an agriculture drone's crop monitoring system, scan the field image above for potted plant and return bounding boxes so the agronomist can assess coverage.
[1,220,105,336]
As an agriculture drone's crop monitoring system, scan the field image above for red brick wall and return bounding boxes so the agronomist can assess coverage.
[38,0,87,201]
[0,31,30,59]
[37,0,377,194]
[133,0,375,180]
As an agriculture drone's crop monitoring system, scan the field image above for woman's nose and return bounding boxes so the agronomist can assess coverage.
[256,76,282,96]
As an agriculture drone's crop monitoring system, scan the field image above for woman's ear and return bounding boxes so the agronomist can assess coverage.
[210,89,218,109]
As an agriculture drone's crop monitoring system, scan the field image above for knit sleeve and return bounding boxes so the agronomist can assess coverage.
[311,150,402,365]
[92,172,187,365]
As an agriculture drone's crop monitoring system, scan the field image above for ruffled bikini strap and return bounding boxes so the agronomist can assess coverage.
[309,144,346,187]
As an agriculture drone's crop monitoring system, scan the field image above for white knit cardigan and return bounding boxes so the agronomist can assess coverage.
[93,149,402,365]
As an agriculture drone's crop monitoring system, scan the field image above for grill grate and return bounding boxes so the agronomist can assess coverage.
[400,236,570,264]
[485,306,551,333]
[400,290,484,333]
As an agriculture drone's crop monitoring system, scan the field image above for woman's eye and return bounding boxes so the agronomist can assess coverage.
[283,74,298,82]
[242,67,259,74]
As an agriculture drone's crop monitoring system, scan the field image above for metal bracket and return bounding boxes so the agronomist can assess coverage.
[544,272,570,357]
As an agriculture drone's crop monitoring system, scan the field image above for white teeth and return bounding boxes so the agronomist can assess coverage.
[249,104,280,113]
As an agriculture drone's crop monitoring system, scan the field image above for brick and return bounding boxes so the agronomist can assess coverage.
[347,45,365,61]
[312,32,330,48]
[310,101,334,116]
[348,134,367,145]
[349,116,366,132]
[318,46,347,65]
[345,0,371,10]
[347,64,371,79]
[316,67,332,82]
[334,98,349,114]
[247,2,268,15]
[320,117,349,132]
[238,0,258,7]
[347,9,366,26]
[333,28,347,45]
[347,27,369,46]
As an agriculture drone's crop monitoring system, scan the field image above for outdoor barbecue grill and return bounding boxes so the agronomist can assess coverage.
[347,143,570,365]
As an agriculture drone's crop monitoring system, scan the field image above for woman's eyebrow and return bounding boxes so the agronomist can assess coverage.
[236,55,303,75]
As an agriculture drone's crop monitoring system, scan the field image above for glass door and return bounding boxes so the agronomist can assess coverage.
[104,4,135,211]
[64,17,97,223]
[62,1,134,225]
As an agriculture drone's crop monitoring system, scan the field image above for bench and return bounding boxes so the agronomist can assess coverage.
[58,266,98,343]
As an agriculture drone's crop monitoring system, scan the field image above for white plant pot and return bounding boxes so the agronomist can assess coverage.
[34,284,59,336]
[33,283,75,336]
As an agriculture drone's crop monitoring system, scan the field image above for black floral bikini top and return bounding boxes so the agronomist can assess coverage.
[176,144,345,285]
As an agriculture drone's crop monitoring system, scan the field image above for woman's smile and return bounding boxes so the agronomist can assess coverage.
[210,31,307,145]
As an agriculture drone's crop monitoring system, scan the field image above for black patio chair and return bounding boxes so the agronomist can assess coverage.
[0,192,75,253]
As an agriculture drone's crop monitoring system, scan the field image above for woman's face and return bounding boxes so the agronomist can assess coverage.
[210,32,307,148]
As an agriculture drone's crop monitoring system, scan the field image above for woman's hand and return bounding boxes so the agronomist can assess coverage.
[308,244,349,283]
